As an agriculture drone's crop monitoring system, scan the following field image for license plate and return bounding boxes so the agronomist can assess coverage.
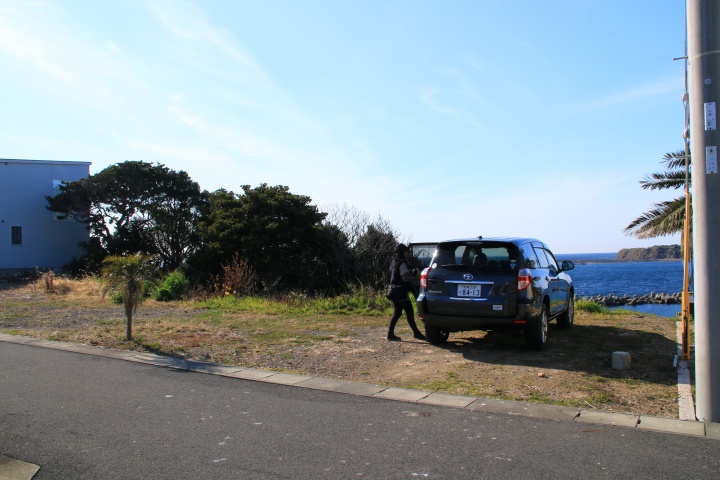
[457,284,484,297]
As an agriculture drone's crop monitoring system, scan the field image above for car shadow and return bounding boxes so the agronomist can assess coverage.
[429,323,679,385]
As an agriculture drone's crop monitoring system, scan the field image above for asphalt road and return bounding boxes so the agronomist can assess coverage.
[1,341,719,479]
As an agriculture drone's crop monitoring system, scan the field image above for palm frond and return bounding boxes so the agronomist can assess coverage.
[624,196,688,239]
[639,170,688,191]
[661,150,690,170]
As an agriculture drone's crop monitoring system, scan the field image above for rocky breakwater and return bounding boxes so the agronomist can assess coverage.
[577,291,681,306]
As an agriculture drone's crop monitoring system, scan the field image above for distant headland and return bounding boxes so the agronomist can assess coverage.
[616,245,681,261]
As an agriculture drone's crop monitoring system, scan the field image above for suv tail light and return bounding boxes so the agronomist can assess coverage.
[420,267,430,289]
[518,268,532,291]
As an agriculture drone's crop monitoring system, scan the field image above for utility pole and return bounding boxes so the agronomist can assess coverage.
[687,0,720,422]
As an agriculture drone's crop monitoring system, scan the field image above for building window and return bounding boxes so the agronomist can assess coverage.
[52,179,74,221]
[11,226,22,245]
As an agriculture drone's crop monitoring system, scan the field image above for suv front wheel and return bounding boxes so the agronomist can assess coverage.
[557,295,574,328]
[525,304,549,350]
[425,324,450,345]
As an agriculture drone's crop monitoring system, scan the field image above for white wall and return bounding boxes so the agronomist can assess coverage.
[0,159,91,271]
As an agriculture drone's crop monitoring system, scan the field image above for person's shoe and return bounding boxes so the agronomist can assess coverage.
[387,334,401,341]
[413,332,427,341]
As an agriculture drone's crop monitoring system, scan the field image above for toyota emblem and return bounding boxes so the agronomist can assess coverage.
[463,274,473,281]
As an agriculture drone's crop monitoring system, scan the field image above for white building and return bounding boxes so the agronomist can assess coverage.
[1,159,91,271]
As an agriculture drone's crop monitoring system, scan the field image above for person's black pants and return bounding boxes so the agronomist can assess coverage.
[388,299,421,335]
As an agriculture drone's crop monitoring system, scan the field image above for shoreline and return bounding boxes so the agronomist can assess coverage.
[577,291,684,307]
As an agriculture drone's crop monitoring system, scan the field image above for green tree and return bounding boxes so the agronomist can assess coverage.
[47,161,205,272]
[300,223,354,294]
[101,254,157,341]
[353,218,400,290]
[189,184,327,292]
[625,150,691,239]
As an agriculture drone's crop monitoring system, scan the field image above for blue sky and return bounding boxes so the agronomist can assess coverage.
[1,0,687,253]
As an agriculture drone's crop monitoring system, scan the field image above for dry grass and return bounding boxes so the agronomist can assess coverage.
[0,277,687,418]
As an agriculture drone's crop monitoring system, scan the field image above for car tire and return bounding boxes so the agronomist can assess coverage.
[525,304,549,350]
[425,324,450,345]
[557,295,574,328]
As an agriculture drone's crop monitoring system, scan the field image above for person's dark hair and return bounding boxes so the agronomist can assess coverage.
[395,243,409,254]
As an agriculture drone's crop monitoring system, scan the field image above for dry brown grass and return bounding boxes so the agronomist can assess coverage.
[0,277,686,418]
[25,274,105,298]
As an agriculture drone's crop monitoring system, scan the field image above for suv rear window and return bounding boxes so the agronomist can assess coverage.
[410,243,438,268]
[434,242,517,270]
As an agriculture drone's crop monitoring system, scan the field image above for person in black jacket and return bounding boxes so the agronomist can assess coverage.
[387,243,426,341]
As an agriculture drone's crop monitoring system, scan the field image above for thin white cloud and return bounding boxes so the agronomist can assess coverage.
[168,102,282,160]
[556,77,680,115]
[0,1,148,108]
[461,53,539,100]
[442,68,493,109]
[417,86,487,130]
[148,0,272,89]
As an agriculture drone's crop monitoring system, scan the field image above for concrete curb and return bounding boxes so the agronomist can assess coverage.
[0,454,40,480]
[676,322,696,420]
[1,333,716,441]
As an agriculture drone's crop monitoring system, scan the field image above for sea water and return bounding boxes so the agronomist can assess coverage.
[556,253,684,318]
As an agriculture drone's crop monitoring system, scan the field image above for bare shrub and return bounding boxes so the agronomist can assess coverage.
[42,271,55,293]
[219,254,257,297]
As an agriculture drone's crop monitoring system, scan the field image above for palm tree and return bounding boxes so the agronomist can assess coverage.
[625,150,691,239]
[101,254,157,341]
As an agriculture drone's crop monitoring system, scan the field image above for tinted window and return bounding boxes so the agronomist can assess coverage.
[521,243,539,268]
[434,244,463,266]
[533,246,550,268]
[543,249,560,271]
[434,242,517,269]
[410,243,438,268]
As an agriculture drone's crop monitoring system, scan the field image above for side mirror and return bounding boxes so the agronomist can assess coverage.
[561,260,575,271]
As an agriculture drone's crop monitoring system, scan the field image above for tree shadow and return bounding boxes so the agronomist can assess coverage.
[431,323,679,386]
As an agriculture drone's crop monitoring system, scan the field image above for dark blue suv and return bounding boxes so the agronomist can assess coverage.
[416,237,574,350]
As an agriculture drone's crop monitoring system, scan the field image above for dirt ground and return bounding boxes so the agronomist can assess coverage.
[0,283,683,418]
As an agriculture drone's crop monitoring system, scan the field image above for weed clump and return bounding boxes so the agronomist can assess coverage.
[154,271,190,301]
[576,300,607,314]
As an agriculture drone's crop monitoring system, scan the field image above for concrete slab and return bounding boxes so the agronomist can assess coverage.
[90,349,139,360]
[0,333,38,345]
[372,387,431,402]
[576,410,639,428]
[184,363,245,376]
[705,422,720,441]
[0,454,40,480]
[295,377,386,396]
[128,352,167,364]
[612,351,631,370]
[467,398,581,421]
[36,340,81,351]
[259,373,314,385]
[417,392,476,408]
[637,416,706,437]
[225,368,277,380]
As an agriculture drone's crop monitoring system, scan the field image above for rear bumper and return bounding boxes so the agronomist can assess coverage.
[417,300,542,332]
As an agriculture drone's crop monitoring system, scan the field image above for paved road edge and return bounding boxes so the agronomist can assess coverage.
[2,332,716,441]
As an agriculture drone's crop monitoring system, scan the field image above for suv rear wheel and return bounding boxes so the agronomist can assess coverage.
[425,325,450,345]
[525,304,549,350]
